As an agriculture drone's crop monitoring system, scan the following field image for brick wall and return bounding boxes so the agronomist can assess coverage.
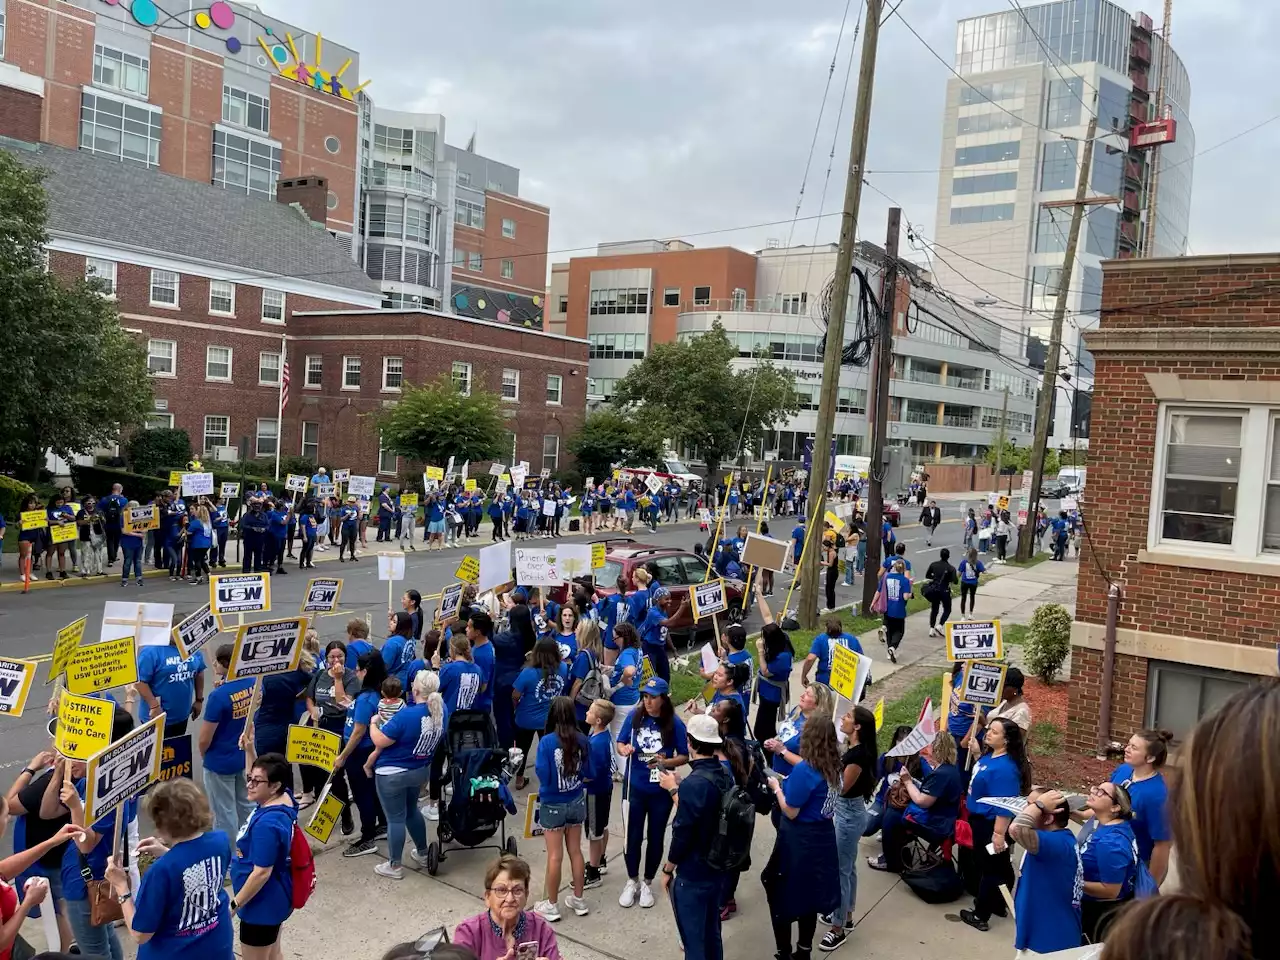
[0,85,42,142]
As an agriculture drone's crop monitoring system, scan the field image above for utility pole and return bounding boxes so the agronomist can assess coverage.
[799,0,884,629]
[1017,115,1098,561]
[859,207,899,618]
[991,385,1010,493]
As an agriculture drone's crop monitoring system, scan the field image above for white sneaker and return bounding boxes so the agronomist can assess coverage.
[638,882,656,908]
[565,894,589,916]
[424,802,440,821]
[408,848,429,868]
[619,878,639,908]
[374,861,404,880]
[533,899,561,922]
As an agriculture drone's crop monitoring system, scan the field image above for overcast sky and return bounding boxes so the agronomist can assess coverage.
[274,0,1278,270]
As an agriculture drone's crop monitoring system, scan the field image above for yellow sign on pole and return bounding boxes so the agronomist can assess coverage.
[20,510,47,531]
[303,790,345,845]
[398,493,419,508]
[872,697,884,731]
[66,636,138,696]
[55,692,115,760]
[829,644,861,701]
[425,466,444,482]
[50,617,88,683]
[464,479,478,492]
[0,658,37,716]
[50,524,77,545]
[455,555,480,583]
[591,543,606,570]
[285,724,342,771]
[168,470,184,487]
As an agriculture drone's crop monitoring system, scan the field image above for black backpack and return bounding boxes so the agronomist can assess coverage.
[902,857,965,904]
[101,497,121,524]
[741,739,775,815]
[696,766,757,873]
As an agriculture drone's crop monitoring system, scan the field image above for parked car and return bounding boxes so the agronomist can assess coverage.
[858,498,902,526]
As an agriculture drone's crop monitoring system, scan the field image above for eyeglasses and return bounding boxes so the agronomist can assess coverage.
[487,885,526,900]
[245,775,269,786]
[1088,784,1115,799]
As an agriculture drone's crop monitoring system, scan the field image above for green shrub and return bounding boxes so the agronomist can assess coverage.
[71,465,171,503]
[125,429,193,475]
[0,475,34,520]
[1024,603,1073,684]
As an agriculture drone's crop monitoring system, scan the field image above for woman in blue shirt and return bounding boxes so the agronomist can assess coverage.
[880,559,912,664]
[1006,789,1083,955]
[802,615,862,690]
[753,595,795,742]
[704,661,749,719]
[958,547,985,617]
[297,506,318,569]
[229,751,297,959]
[435,634,484,720]
[332,652,389,858]
[872,731,963,874]
[607,623,643,779]
[554,604,580,662]
[369,670,445,880]
[45,493,75,580]
[959,717,1032,933]
[1109,728,1173,885]
[105,778,233,960]
[569,621,606,730]
[511,639,569,790]
[209,495,229,569]
[381,611,417,689]
[765,681,835,776]
[595,578,627,662]
[1076,780,1138,942]
[264,500,289,575]
[616,678,688,910]
[637,588,688,684]
[532,697,593,923]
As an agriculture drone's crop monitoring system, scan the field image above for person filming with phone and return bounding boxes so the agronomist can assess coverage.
[453,854,561,960]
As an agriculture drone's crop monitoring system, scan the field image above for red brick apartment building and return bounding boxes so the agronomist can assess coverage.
[1068,252,1280,751]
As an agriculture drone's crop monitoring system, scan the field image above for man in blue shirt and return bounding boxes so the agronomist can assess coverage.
[802,616,863,688]
[377,486,395,542]
[310,466,328,487]
[100,482,128,566]
[1006,789,1082,950]
[136,640,206,737]
[791,517,806,564]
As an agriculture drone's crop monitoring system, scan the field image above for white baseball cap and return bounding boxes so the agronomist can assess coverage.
[687,713,723,745]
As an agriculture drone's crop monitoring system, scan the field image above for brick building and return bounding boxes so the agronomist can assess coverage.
[1068,252,1280,751]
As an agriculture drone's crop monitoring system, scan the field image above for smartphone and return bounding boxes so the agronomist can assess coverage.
[516,941,539,960]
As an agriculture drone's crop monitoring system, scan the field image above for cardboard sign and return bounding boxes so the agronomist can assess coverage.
[946,620,1004,661]
[698,508,713,525]
[210,573,271,615]
[221,482,241,498]
[304,789,345,845]
[489,462,506,477]
[872,697,884,731]
[455,554,481,584]
[515,548,559,585]
[314,483,336,499]
[1063,497,1079,513]
[50,617,88,682]
[523,793,544,839]
[168,470,184,487]
[996,495,1010,512]
[101,601,174,649]
[437,582,465,624]
[541,498,557,518]
[495,478,510,495]
[50,523,77,544]
[830,645,872,703]
[181,472,214,497]
[172,604,219,660]
[332,469,351,484]
[156,734,193,783]
[590,543,607,571]
[741,532,791,572]
[425,466,445,482]
[286,724,342,770]
[540,468,551,480]
[285,474,308,493]
[961,660,1007,707]
[378,553,406,581]
[0,658,37,716]
[84,714,164,824]
[66,636,138,696]
[55,692,115,760]
[477,542,510,593]
[227,618,307,681]
[399,493,419,508]
[690,579,727,620]
[347,475,375,498]
[124,505,158,533]
[20,509,47,531]
[556,544,591,580]
[301,577,342,614]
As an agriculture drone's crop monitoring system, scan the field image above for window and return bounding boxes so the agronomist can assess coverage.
[1039,141,1078,191]
[305,355,322,388]
[378,439,397,475]
[468,252,482,272]
[557,295,568,314]
[258,351,281,386]
[501,218,516,238]
[203,415,229,454]
[1147,660,1249,742]
[212,128,282,199]
[454,199,485,229]
[837,387,867,414]
[0,12,6,59]
[383,356,404,391]
[255,418,278,457]
[780,293,808,315]
[1034,207,1069,254]
[404,204,431,244]
[85,258,116,296]
[205,345,232,381]
[663,288,680,307]
[546,374,563,405]
[587,333,647,360]
[452,248,465,266]
[954,141,1020,166]
[649,555,692,587]
[456,171,471,187]
[956,110,1022,135]
[501,259,514,279]
[794,385,819,411]
[147,339,175,376]
[222,85,270,134]
[343,356,361,389]
[952,172,1018,195]
[950,203,1016,225]
[145,412,173,430]
[693,286,711,305]
[261,289,285,323]
[451,361,472,395]
[209,280,235,315]
[588,287,650,315]
[502,368,520,401]
[80,92,161,167]
[367,202,403,239]
[542,435,560,472]
[93,45,149,97]
[149,269,178,306]
[958,78,1026,106]
[301,421,319,461]
[1157,410,1241,547]
[1045,77,1084,130]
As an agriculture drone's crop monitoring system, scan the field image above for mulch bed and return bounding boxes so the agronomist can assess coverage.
[1024,677,1115,792]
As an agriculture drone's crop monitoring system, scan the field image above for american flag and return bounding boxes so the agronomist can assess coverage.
[281,357,290,409]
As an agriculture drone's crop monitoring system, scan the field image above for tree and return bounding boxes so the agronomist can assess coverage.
[983,441,1059,477]
[0,152,153,481]
[373,374,507,467]
[567,409,665,482]
[611,322,798,481]
[125,428,192,476]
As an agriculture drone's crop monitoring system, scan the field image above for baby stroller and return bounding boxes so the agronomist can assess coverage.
[425,709,520,875]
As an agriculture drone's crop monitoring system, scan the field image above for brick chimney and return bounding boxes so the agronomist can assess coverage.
[275,176,329,225]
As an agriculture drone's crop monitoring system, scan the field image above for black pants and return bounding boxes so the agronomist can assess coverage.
[960,583,977,614]
[513,725,541,779]
[188,547,210,579]
[929,593,952,628]
[995,535,1008,561]
[340,526,358,559]
[491,516,502,541]
[106,527,121,563]
[299,538,315,567]
[344,743,385,841]
[164,718,188,738]
[825,562,838,610]
[241,532,264,572]
[753,697,780,743]
[969,814,1015,922]
[884,615,906,650]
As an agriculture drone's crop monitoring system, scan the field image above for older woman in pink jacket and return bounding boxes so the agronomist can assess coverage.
[454,856,561,960]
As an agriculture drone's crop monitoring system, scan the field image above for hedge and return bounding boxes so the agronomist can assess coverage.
[70,464,284,503]
[0,475,34,521]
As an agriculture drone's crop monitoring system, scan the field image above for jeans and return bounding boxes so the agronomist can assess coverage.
[164,539,181,576]
[862,803,884,837]
[856,539,866,573]
[844,554,855,586]
[345,744,385,841]
[624,786,674,881]
[375,765,430,865]
[120,543,142,581]
[833,795,869,923]
[203,767,252,840]
[673,875,723,960]
[65,896,123,960]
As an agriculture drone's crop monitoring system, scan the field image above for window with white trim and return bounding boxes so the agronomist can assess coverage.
[378,439,397,475]
[258,351,281,386]
[501,259,514,279]
[145,412,173,430]
[383,356,404,391]
[222,85,270,134]
[149,269,178,306]
[502,218,516,238]
[501,368,519,401]
[85,258,116,296]
[203,415,229,454]
[305,355,322,388]
[261,289,285,323]
[452,361,472,395]
[255,418,278,457]
[79,92,161,167]
[542,434,559,472]
[343,356,361,389]
[1146,659,1250,742]
[546,374,563,405]
[93,45,149,97]
[209,280,235,315]
[205,345,232,381]
[147,338,175,376]
[301,420,319,461]
[468,252,482,272]
[212,128,282,199]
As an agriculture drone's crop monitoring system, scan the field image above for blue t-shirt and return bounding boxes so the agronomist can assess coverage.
[231,805,295,926]
[791,525,805,561]
[725,649,754,701]
[958,559,985,584]
[882,556,913,574]
[376,704,443,770]
[345,639,374,670]
[626,590,649,627]
[202,677,255,775]
[757,652,792,704]
[610,648,641,706]
[904,763,963,837]
[513,664,568,731]
[883,572,912,619]
[1110,765,1170,865]
[555,631,578,663]
[132,830,233,960]
[947,671,979,740]
[471,641,496,712]
[1014,829,1083,953]
[709,689,747,717]
[808,632,862,687]
[639,604,667,649]
[782,759,836,822]
[618,710,688,795]
[439,659,484,717]
[1080,819,1137,900]
[267,510,288,539]
[343,689,380,750]
[585,730,614,796]
[381,634,416,687]
[535,730,592,804]
[570,650,600,721]
[137,645,206,723]
[61,782,138,900]
[968,752,1023,817]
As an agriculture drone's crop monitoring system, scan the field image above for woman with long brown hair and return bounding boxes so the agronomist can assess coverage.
[1104,680,1280,960]
[763,710,842,960]
[532,697,591,922]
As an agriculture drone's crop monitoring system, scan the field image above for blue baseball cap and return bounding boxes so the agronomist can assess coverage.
[640,677,669,698]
